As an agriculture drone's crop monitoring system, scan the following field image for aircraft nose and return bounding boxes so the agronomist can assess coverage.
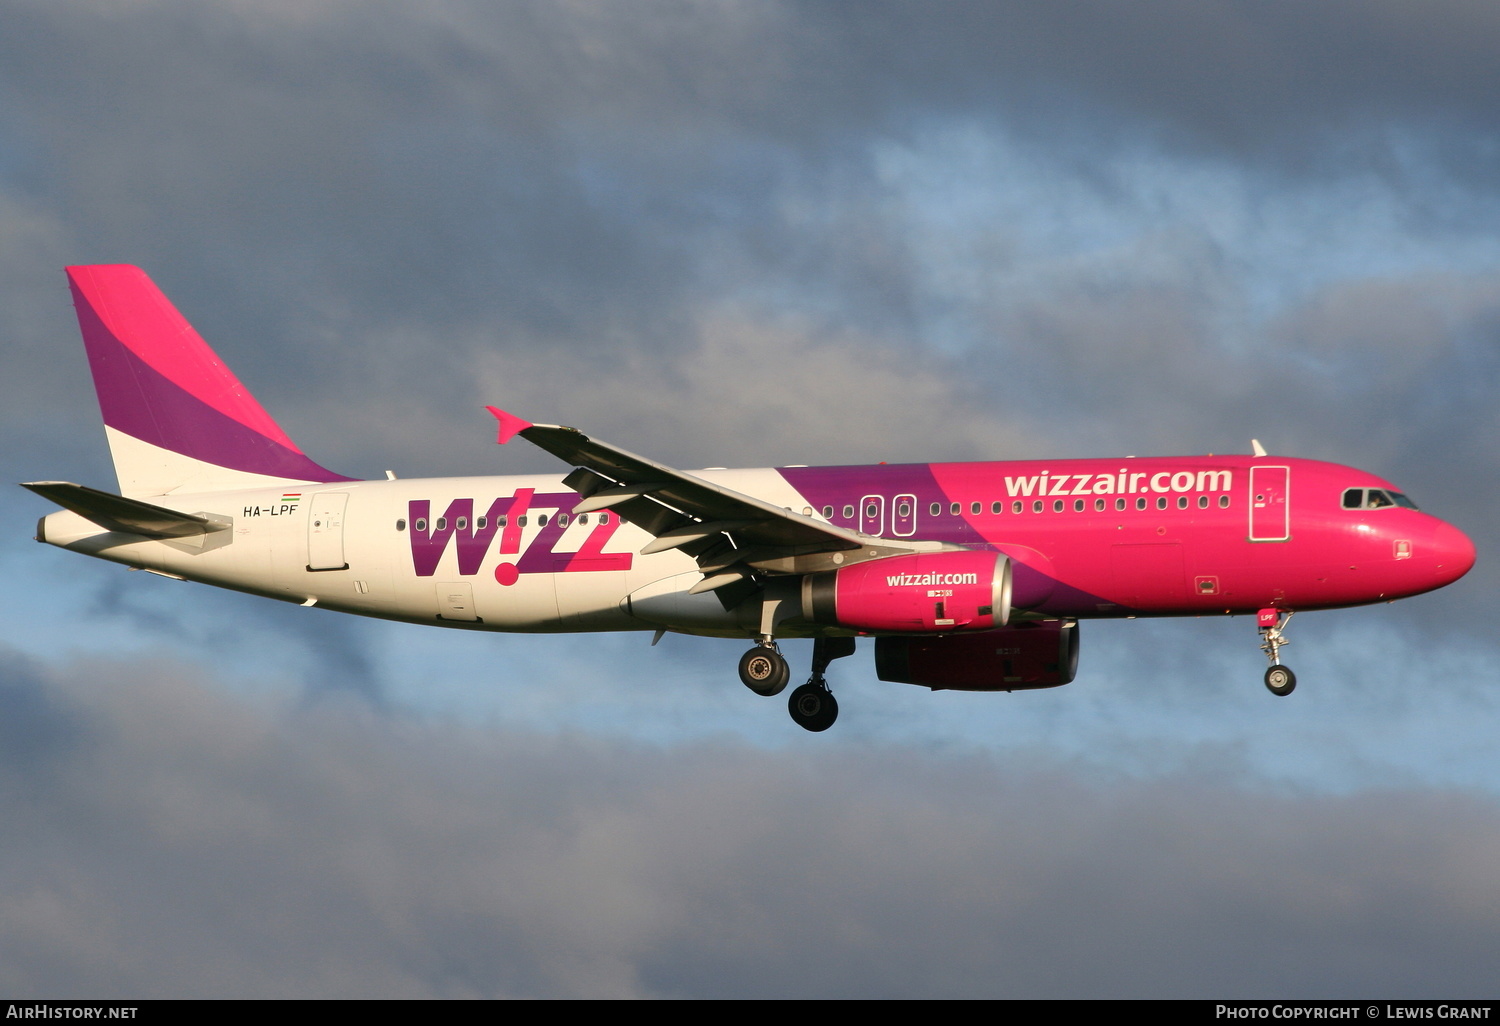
[1432,521,1476,584]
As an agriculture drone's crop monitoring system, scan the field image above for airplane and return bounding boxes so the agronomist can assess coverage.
[24,265,1476,731]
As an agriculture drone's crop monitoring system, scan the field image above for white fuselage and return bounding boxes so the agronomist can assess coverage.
[40,470,821,637]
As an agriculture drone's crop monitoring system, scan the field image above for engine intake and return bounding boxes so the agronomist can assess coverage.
[802,550,1011,633]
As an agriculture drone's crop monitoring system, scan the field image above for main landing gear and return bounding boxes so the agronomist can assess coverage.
[737,636,855,732]
[1257,608,1297,697]
[737,643,790,696]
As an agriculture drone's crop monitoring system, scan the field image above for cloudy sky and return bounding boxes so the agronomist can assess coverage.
[2,0,1498,998]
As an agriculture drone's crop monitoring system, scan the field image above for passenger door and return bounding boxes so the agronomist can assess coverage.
[1248,466,1290,542]
[306,492,350,570]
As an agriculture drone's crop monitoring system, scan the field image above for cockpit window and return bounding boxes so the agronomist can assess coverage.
[1342,487,1419,511]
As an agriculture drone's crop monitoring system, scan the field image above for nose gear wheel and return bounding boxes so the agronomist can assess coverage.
[1264,664,1297,697]
[1258,609,1296,697]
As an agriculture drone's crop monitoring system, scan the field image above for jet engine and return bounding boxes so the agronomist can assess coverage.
[874,619,1079,691]
[801,550,1011,633]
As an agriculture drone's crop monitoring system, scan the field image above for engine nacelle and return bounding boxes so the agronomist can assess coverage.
[801,550,1011,633]
[874,619,1079,691]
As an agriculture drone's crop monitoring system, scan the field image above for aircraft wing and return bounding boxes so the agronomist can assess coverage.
[487,408,948,590]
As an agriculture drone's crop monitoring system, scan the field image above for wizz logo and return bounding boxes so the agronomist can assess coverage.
[409,490,632,584]
[884,572,979,587]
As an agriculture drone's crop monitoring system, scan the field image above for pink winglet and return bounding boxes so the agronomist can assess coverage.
[486,406,533,444]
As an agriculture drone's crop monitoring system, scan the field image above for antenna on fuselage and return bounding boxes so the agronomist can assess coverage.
[1250,439,1268,457]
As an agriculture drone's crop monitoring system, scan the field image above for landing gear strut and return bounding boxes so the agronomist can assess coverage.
[788,636,856,732]
[1257,608,1297,697]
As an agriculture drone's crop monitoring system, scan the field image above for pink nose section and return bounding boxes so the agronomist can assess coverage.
[1432,522,1476,584]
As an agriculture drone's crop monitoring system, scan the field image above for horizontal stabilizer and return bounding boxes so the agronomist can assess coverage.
[21,482,229,539]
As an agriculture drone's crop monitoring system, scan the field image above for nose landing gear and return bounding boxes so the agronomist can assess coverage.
[1258,608,1296,697]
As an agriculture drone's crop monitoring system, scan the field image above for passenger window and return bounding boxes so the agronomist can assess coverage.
[898,502,912,517]
[436,518,447,530]
[477,516,487,529]
[537,514,548,527]
[950,502,960,516]
[577,513,588,525]
[396,519,406,531]
[1095,498,1105,512]
[1053,500,1064,513]
[1156,497,1167,510]
[822,506,834,519]
[518,515,527,527]
[1136,498,1147,511]
[1012,501,1022,514]
[1197,495,1208,509]
[1032,500,1043,513]
[1073,499,1084,512]
[1115,498,1125,512]
[1177,496,1188,510]
[992,501,1002,514]
[457,517,468,530]
[848,505,860,519]
[1218,495,1229,508]
[415,518,427,532]
[498,515,508,527]
[599,512,610,525]
[929,503,940,517]
[557,514,569,527]
[970,502,981,515]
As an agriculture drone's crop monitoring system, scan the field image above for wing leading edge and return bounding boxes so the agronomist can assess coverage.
[486,407,955,592]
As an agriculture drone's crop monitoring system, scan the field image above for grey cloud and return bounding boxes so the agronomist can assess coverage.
[5,1,1499,473]
[2,4,1498,998]
[2,653,1499,998]
[82,574,387,703]
[464,309,1048,469]
[789,1,1500,167]
[0,653,86,778]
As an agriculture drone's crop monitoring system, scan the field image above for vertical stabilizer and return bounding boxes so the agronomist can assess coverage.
[66,265,353,497]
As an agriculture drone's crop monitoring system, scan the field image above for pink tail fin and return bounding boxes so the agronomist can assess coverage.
[67,265,351,496]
